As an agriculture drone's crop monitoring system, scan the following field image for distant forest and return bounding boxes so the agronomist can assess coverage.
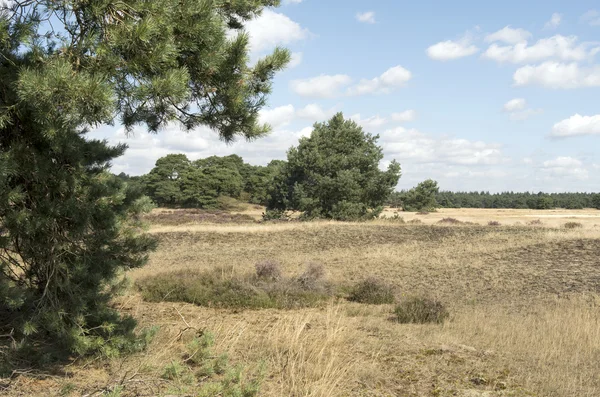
[118,154,600,211]
[388,191,600,210]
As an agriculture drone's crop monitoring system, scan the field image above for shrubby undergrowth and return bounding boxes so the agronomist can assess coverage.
[137,263,333,310]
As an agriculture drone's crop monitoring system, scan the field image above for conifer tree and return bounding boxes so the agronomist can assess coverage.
[267,113,401,220]
[0,0,289,356]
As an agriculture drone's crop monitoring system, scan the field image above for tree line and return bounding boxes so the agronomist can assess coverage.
[388,190,600,210]
[118,154,285,208]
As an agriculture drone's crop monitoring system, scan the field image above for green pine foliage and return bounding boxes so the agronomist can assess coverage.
[1,0,288,357]
[266,113,402,221]
[141,154,281,208]
[399,179,440,212]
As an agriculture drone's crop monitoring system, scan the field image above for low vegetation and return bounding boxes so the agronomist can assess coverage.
[136,263,334,310]
[394,297,450,324]
[3,211,600,396]
[564,221,583,229]
[347,277,395,304]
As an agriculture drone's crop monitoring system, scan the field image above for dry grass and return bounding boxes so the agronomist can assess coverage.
[3,208,600,396]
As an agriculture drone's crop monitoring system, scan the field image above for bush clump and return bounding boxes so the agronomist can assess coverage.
[394,297,449,324]
[347,278,395,304]
[254,260,282,281]
[527,219,544,226]
[137,263,332,310]
[438,217,462,225]
[380,213,405,223]
[488,221,501,226]
[564,222,583,229]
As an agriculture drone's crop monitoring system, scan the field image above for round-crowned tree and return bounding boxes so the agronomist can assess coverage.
[267,113,401,220]
[401,179,440,212]
[0,0,288,357]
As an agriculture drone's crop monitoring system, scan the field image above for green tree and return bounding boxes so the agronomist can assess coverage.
[267,114,401,220]
[144,154,191,206]
[402,179,440,212]
[592,194,600,210]
[0,0,288,357]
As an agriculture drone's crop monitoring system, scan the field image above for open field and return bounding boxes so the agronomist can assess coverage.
[2,208,600,396]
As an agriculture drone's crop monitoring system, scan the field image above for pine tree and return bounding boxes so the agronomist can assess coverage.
[0,0,289,356]
[267,113,401,220]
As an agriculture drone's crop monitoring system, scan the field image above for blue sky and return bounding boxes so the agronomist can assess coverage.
[93,1,600,192]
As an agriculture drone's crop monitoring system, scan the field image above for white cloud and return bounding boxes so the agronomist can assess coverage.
[485,26,532,44]
[244,9,309,54]
[296,104,337,122]
[347,65,412,95]
[350,114,387,129]
[544,13,562,29]
[523,157,534,165]
[503,98,527,112]
[513,61,600,88]
[356,11,376,24]
[541,157,588,180]
[391,110,417,122]
[483,35,599,64]
[427,34,479,61]
[502,98,543,121]
[551,114,600,137]
[283,0,303,4]
[259,105,295,128]
[290,74,352,98]
[509,108,544,121]
[581,10,600,26]
[380,127,507,166]
[289,52,303,68]
[543,156,583,168]
[259,103,339,127]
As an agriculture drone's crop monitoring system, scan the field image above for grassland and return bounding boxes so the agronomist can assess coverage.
[2,208,600,397]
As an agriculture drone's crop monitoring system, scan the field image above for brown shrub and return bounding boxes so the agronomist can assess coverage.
[295,262,326,291]
[347,278,395,305]
[438,218,463,225]
[144,209,255,225]
[394,297,449,324]
[488,221,501,226]
[255,260,283,281]
[564,222,583,229]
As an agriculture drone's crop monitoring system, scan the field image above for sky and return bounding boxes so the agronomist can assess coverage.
[91,0,600,192]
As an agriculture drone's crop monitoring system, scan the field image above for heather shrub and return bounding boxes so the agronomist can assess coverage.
[295,262,326,291]
[255,260,282,281]
[488,221,501,226]
[137,264,332,310]
[527,219,544,226]
[348,278,395,304]
[394,297,449,324]
[564,222,583,229]
[438,218,462,224]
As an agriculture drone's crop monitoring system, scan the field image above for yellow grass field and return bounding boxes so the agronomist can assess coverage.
[3,208,600,397]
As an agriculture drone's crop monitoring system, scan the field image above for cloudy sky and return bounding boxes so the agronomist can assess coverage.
[91,0,600,192]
